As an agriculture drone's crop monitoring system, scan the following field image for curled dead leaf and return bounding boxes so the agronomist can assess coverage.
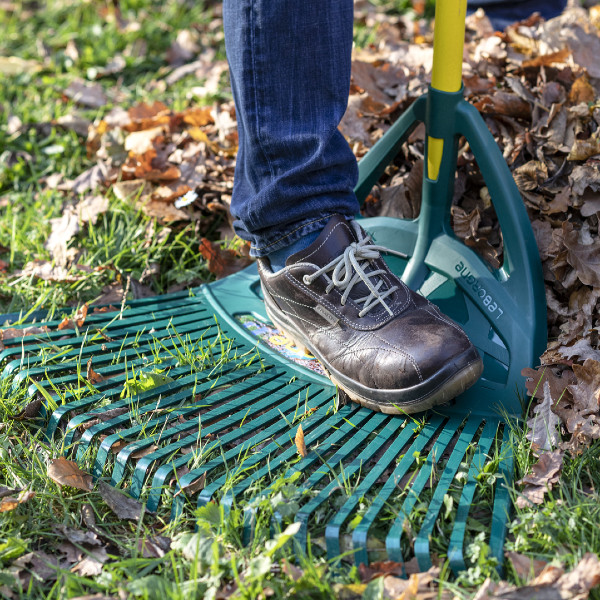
[295,424,308,458]
[48,457,93,492]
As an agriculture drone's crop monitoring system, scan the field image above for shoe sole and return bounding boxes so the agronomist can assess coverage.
[264,296,483,415]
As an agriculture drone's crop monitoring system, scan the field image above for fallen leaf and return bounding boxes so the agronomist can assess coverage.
[506,551,548,578]
[526,381,562,453]
[166,29,199,66]
[86,357,105,384]
[70,163,108,194]
[358,558,421,582]
[562,222,600,288]
[569,74,596,104]
[48,457,93,492]
[0,56,41,75]
[0,325,50,350]
[198,238,252,279]
[295,424,307,458]
[45,207,80,264]
[70,546,109,576]
[137,536,171,558]
[173,471,206,497]
[98,481,144,520]
[0,490,35,513]
[516,449,563,508]
[63,80,107,108]
[10,397,43,421]
[76,195,109,225]
[58,303,88,330]
[54,114,92,137]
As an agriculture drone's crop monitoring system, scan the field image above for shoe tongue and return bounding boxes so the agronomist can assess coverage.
[287,215,357,268]
[288,216,391,314]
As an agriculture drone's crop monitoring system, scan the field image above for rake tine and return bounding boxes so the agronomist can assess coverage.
[448,418,499,573]
[413,415,484,570]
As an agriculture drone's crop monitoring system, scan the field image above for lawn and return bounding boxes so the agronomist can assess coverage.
[1,0,600,598]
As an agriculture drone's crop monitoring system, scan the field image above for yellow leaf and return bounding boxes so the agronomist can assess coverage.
[295,424,307,458]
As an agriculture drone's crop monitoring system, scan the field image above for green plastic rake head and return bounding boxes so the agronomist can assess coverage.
[0,0,546,574]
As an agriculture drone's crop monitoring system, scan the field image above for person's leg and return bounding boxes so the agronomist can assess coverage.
[223,0,483,414]
[467,0,567,30]
[223,0,360,266]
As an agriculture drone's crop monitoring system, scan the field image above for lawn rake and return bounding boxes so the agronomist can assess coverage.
[0,0,546,573]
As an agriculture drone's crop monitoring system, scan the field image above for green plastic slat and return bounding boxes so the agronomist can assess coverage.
[385,417,481,563]
[144,388,337,510]
[240,408,377,545]
[61,360,251,448]
[489,424,513,573]
[351,415,447,566]
[413,415,485,570]
[447,418,498,573]
[88,368,284,479]
[73,363,265,460]
[324,418,422,561]
[169,389,344,518]
[292,413,402,551]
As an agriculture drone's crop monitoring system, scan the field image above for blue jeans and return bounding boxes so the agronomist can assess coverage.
[468,0,567,30]
[223,0,566,258]
[223,0,359,258]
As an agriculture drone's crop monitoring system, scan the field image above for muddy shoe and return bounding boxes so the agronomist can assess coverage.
[258,215,483,414]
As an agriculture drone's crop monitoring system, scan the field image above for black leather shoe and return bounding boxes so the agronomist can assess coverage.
[258,215,483,414]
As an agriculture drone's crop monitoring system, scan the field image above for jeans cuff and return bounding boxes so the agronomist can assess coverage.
[249,213,353,258]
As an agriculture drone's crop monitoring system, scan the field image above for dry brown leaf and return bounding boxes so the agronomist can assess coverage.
[568,74,595,104]
[126,101,171,132]
[506,551,548,578]
[358,558,421,582]
[54,114,92,137]
[76,195,109,225]
[452,206,480,239]
[522,47,570,68]
[516,449,563,508]
[112,179,152,201]
[58,303,88,331]
[48,457,93,492]
[295,424,308,458]
[86,357,105,384]
[0,489,35,512]
[562,222,600,288]
[198,238,252,279]
[70,546,109,577]
[182,106,214,127]
[45,207,80,264]
[166,29,199,66]
[97,480,144,520]
[64,80,107,108]
[0,325,50,350]
[10,396,43,421]
[566,359,600,427]
[526,381,561,454]
[567,136,600,162]
[174,471,206,498]
[137,536,171,558]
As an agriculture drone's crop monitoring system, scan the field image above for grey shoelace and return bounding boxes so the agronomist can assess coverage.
[303,221,407,318]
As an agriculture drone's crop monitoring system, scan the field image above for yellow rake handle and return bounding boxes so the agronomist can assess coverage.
[427,0,467,180]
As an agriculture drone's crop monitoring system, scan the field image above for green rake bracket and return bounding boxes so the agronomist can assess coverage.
[0,0,546,575]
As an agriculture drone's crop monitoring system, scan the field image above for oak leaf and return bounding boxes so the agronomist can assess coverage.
[48,457,93,491]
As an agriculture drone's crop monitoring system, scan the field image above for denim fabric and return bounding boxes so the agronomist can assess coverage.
[223,0,360,258]
[468,0,567,30]
[223,0,566,257]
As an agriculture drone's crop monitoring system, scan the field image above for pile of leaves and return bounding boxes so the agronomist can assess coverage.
[346,5,600,515]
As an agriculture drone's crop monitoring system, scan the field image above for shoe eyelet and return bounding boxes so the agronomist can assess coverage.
[303,275,311,285]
